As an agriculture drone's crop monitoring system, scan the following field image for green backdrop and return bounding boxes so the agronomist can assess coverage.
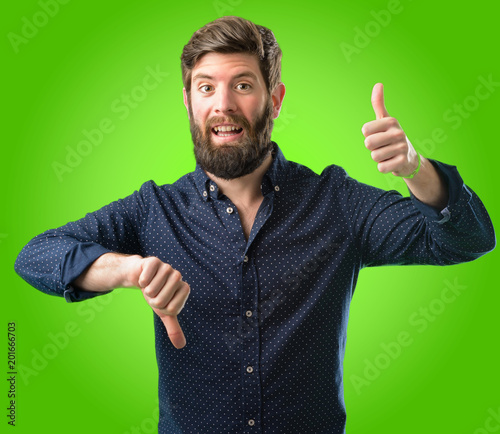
[2,1,498,433]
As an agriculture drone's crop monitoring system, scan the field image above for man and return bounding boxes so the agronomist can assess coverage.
[15,16,495,434]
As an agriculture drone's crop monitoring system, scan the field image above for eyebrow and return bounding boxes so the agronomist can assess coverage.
[192,71,259,83]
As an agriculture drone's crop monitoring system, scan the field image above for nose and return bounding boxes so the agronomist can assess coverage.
[214,87,237,114]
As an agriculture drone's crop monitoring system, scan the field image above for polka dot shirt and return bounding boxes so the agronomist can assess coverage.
[14,142,495,433]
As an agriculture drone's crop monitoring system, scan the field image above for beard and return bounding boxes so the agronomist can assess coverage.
[187,95,275,180]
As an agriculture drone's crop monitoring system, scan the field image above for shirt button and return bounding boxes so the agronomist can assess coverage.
[245,310,253,317]
[243,255,249,263]
[203,191,207,197]
[210,185,215,192]
[246,366,254,373]
[274,185,280,191]
[226,207,234,214]
[248,419,255,426]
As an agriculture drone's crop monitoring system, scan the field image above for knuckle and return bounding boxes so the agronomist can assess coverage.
[397,141,407,152]
[172,270,182,281]
[164,306,177,316]
[388,117,398,127]
[148,299,160,309]
[392,130,405,141]
[138,274,149,288]
[378,162,388,173]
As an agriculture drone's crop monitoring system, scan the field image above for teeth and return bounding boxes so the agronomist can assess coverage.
[214,125,240,132]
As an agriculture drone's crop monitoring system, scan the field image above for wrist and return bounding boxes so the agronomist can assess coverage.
[401,153,421,179]
[73,252,143,291]
[114,254,144,288]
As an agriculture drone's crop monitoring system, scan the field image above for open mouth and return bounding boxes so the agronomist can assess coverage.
[211,125,244,138]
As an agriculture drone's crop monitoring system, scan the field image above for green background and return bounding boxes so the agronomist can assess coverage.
[2,0,499,433]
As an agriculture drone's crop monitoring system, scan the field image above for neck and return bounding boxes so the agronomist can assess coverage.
[205,151,273,205]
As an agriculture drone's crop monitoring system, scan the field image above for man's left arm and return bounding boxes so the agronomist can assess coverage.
[356,83,495,266]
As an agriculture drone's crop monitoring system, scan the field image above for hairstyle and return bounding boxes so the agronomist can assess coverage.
[181,16,282,96]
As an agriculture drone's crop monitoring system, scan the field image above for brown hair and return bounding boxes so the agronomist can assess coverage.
[181,16,282,97]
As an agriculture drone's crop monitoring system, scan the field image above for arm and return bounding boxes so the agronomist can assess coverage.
[346,83,496,266]
[342,163,495,268]
[14,181,189,348]
[14,183,147,301]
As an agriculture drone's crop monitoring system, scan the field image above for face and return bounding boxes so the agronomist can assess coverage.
[183,52,284,180]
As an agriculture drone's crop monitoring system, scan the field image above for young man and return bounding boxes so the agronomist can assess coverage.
[15,16,495,434]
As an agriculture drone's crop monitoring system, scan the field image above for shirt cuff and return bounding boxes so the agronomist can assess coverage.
[409,159,471,224]
[60,242,113,303]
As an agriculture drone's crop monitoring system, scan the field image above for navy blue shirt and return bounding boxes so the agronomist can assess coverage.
[15,143,495,433]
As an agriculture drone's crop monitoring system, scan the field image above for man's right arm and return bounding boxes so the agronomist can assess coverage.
[14,181,190,348]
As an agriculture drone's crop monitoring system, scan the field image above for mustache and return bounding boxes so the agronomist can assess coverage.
[204,115,252,137]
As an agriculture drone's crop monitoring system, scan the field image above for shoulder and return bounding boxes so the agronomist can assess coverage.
[133,171,201,209]
[283,158,351,191]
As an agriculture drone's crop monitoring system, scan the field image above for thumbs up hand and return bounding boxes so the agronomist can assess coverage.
[362,83,419,177]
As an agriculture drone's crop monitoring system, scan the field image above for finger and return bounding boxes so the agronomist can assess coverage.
[143,264,171,298]
[362,117,400,137]
[371,83,390,120]
[138,258,161,288]
[370,141,406,163]
[377,154,407,174]
[163,281,190,314]
[161,315,186,349]
[364,128,406,151]
[149,270,184,309]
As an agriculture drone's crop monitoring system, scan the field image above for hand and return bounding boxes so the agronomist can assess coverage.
[126,256,190,349]
[362,83,419,177]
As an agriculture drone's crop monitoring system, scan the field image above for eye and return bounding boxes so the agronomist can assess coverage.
[236,83,251,91]
[199,85,214,93]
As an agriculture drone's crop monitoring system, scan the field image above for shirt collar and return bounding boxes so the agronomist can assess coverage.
[192,141,288,201]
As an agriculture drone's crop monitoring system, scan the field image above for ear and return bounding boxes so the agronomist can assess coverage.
[271,82,286,119]
[183,87,190,120]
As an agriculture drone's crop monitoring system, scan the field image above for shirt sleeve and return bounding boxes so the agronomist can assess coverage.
[340,159,496,268]
[14,181,152,302]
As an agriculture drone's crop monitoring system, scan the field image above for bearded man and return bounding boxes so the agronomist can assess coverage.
[15,16,495,434]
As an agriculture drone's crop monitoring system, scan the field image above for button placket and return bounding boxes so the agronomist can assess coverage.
[241,254,261,431]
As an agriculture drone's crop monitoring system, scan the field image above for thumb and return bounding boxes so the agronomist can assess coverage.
[371,83,390,120]
[161,314,186,349]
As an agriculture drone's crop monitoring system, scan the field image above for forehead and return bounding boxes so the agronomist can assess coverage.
[192,52,263,82]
